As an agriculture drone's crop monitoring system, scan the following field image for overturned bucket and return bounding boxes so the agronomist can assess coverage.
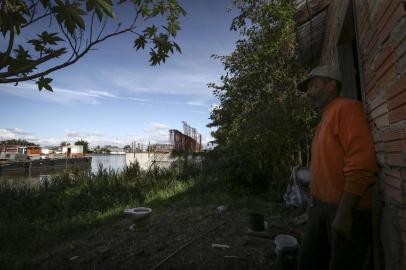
[274,234,298,270]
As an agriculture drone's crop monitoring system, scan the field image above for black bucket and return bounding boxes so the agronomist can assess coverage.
[249,212,265,231]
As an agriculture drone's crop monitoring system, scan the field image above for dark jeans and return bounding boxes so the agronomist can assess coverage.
[298,198,372,270]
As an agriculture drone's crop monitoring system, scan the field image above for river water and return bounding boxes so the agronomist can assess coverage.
[0,154,127,185]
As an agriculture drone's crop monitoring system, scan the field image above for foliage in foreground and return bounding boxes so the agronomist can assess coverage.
[208,0,317,193]
[0,0,185,89]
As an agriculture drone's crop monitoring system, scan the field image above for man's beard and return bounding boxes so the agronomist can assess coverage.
[309,94,331,109]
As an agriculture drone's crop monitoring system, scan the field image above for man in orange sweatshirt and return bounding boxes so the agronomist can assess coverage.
[297,65,378,270]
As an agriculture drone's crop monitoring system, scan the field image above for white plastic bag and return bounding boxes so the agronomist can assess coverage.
[283,166,309,207]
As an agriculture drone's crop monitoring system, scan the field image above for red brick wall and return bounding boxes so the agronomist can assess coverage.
[318,0,406,268]
[354,0,406,269]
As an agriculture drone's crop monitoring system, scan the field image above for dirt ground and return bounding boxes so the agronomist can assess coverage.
[32,202,306,270]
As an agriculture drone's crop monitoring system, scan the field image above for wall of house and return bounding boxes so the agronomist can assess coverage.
[317,0,406,269]
[27,147,42,156]
[356,1,406,270]
[126,152,177,170]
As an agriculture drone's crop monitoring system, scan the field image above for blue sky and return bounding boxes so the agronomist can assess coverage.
[0,0,239,148]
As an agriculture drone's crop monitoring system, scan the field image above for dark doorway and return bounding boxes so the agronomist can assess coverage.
[337,1,362,101]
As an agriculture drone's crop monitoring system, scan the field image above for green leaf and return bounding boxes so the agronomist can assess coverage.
[173,42,181,53]
[54,1,86,34]
[28,39,45,52]
[96,0,115,18]
[86,0,115,20]
[133,36,146,50]
[14,45,31,60]
[36,77,53,92]
[38,31,64,45]
[143,25,157,37]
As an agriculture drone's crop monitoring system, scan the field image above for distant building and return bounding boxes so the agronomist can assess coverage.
[62,145,83,157]
[0,145,41,160]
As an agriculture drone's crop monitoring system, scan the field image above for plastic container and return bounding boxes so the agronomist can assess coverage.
[274,234,298,270]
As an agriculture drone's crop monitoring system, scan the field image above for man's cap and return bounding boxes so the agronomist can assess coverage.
[297,65,342,92]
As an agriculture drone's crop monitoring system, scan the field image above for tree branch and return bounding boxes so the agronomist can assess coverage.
[22,10,53,29]
[55,15,79,58]
[0,48,66,78]
[0,9,143,84]
[89,12,95,45]
[0,28,15,69]
[0,27,135,84]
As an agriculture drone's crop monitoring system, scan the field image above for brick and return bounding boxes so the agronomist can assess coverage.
[360,22,376,49]
[368,94,386,113]
[392,17,406,46]
[385,167,402,178]
[374,113,390,128]
[382,128,405,142]
[389,104,406,124]
[372,129,383,142]
[364,70,376,86]
[384,173,402,188]
[397,38,406,62]
[400,169,406,180]
[376,64,397,89]
[385,152,406,167]
[378,3,406,43]
[366,33,380,60]
[376,43,397,70]
[384,140,406,153]
[376,0,396,28]
[386,75,406,99]
[399,53,406,75]
[383,181,402,203]
[359,17,371,43]
[388,90,406,111]
[365,73,377,95]
[375,142,385,152]
[358,0,370,27]
[366,87,378,102]
[370,102,388,120]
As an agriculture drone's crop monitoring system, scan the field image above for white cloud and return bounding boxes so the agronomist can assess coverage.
[0,128,39,142]
[2,82,211,107]
[0,122,211,148]
[103,67,219,97]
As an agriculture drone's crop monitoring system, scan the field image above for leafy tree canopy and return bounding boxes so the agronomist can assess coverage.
[74,139,89,152]
[0,0,186,91]
[0,139,38,146]
[60,141,70,146]
[208,0,316,193]
[123,144,131,151]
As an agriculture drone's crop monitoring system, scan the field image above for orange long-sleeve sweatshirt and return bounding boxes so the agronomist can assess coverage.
[310,97,379,209]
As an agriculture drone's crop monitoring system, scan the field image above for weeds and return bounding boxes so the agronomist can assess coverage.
[0,161,201,269]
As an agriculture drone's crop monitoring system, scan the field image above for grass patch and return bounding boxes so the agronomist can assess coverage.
[0,162,202,269]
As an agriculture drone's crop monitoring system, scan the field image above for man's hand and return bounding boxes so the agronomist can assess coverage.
[331,192,361,239]
[332,209,353,239]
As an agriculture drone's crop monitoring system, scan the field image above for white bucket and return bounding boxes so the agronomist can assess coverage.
[274,234,298,257]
